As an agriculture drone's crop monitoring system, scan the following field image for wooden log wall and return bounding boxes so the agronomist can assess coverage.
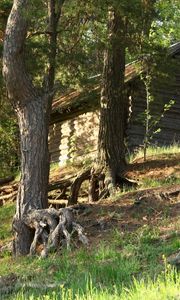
[49,111,99,164]
[127,55,180,150]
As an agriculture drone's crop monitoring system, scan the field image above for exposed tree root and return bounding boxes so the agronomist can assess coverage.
[88,167,104,202]
[134,184,180,205]
[68,168,91,205]
[88,166,138,202]
[0,183,17,193]
[15,207,89,258]
[0,168,138,207]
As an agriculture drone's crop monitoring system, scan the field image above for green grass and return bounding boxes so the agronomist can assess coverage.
[50,162,61,172]
[106,174,180,201]
[1,220,180,299]
[139,176,180,188]
[129,143,180,162]
[4,268,180,300]
[1,253,180,299]
[0,203,15,242]
[0,145,180,299]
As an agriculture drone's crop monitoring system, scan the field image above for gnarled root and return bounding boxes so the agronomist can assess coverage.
[23,207,88,258]
[88,166,138,202]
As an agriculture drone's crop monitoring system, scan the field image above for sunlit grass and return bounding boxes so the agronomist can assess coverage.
[50,162,60,172]
[129,143,180,162]
[4,268,180,300]
[1,144,180,299]
[1,219,180,299]
[140,176,180,188]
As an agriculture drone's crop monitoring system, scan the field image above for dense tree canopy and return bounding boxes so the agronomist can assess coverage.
[1,0,180,178]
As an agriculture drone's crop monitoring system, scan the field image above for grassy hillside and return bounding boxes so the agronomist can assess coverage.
[0,145,180,299]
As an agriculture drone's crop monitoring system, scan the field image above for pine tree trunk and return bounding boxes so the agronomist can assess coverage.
[98,9,127,188]
[88,9,131,202]
[13,98,50,255]
[3,0,59,255]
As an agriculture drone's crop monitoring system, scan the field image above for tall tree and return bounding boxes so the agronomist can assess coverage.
[98,8,127,188]
[89,1,157,200]
[3,0,64,255]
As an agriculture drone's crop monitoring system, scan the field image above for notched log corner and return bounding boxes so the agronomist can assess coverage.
[23,207,89,258]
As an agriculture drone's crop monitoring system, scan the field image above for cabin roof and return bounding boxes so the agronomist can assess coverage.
[50,43,180,124]
[52,60,141,112]
[168,42,180,56]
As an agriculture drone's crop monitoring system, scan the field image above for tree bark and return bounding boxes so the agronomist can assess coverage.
[12,100,50,255]
[3,0,62,255]
[94,8,128,196]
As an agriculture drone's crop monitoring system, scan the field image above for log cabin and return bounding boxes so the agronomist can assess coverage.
[49,43,180,165]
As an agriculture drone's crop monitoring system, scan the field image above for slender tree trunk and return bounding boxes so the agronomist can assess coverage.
[3,0,63,255]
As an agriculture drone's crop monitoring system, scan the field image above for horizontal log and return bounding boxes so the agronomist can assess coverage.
[48,178,74,191]
[0,184,17,193]
[0,187,14,194]
[48,199,68,205]
[0,191,17,201]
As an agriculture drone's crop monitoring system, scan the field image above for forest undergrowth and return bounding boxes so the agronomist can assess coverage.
[0,145,180,300]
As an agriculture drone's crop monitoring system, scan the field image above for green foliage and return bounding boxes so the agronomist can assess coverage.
[0,1,19,177]
[152,0,180,46]
[54,0,106,89]
[0,0,12,17]
[0,99,19,177]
